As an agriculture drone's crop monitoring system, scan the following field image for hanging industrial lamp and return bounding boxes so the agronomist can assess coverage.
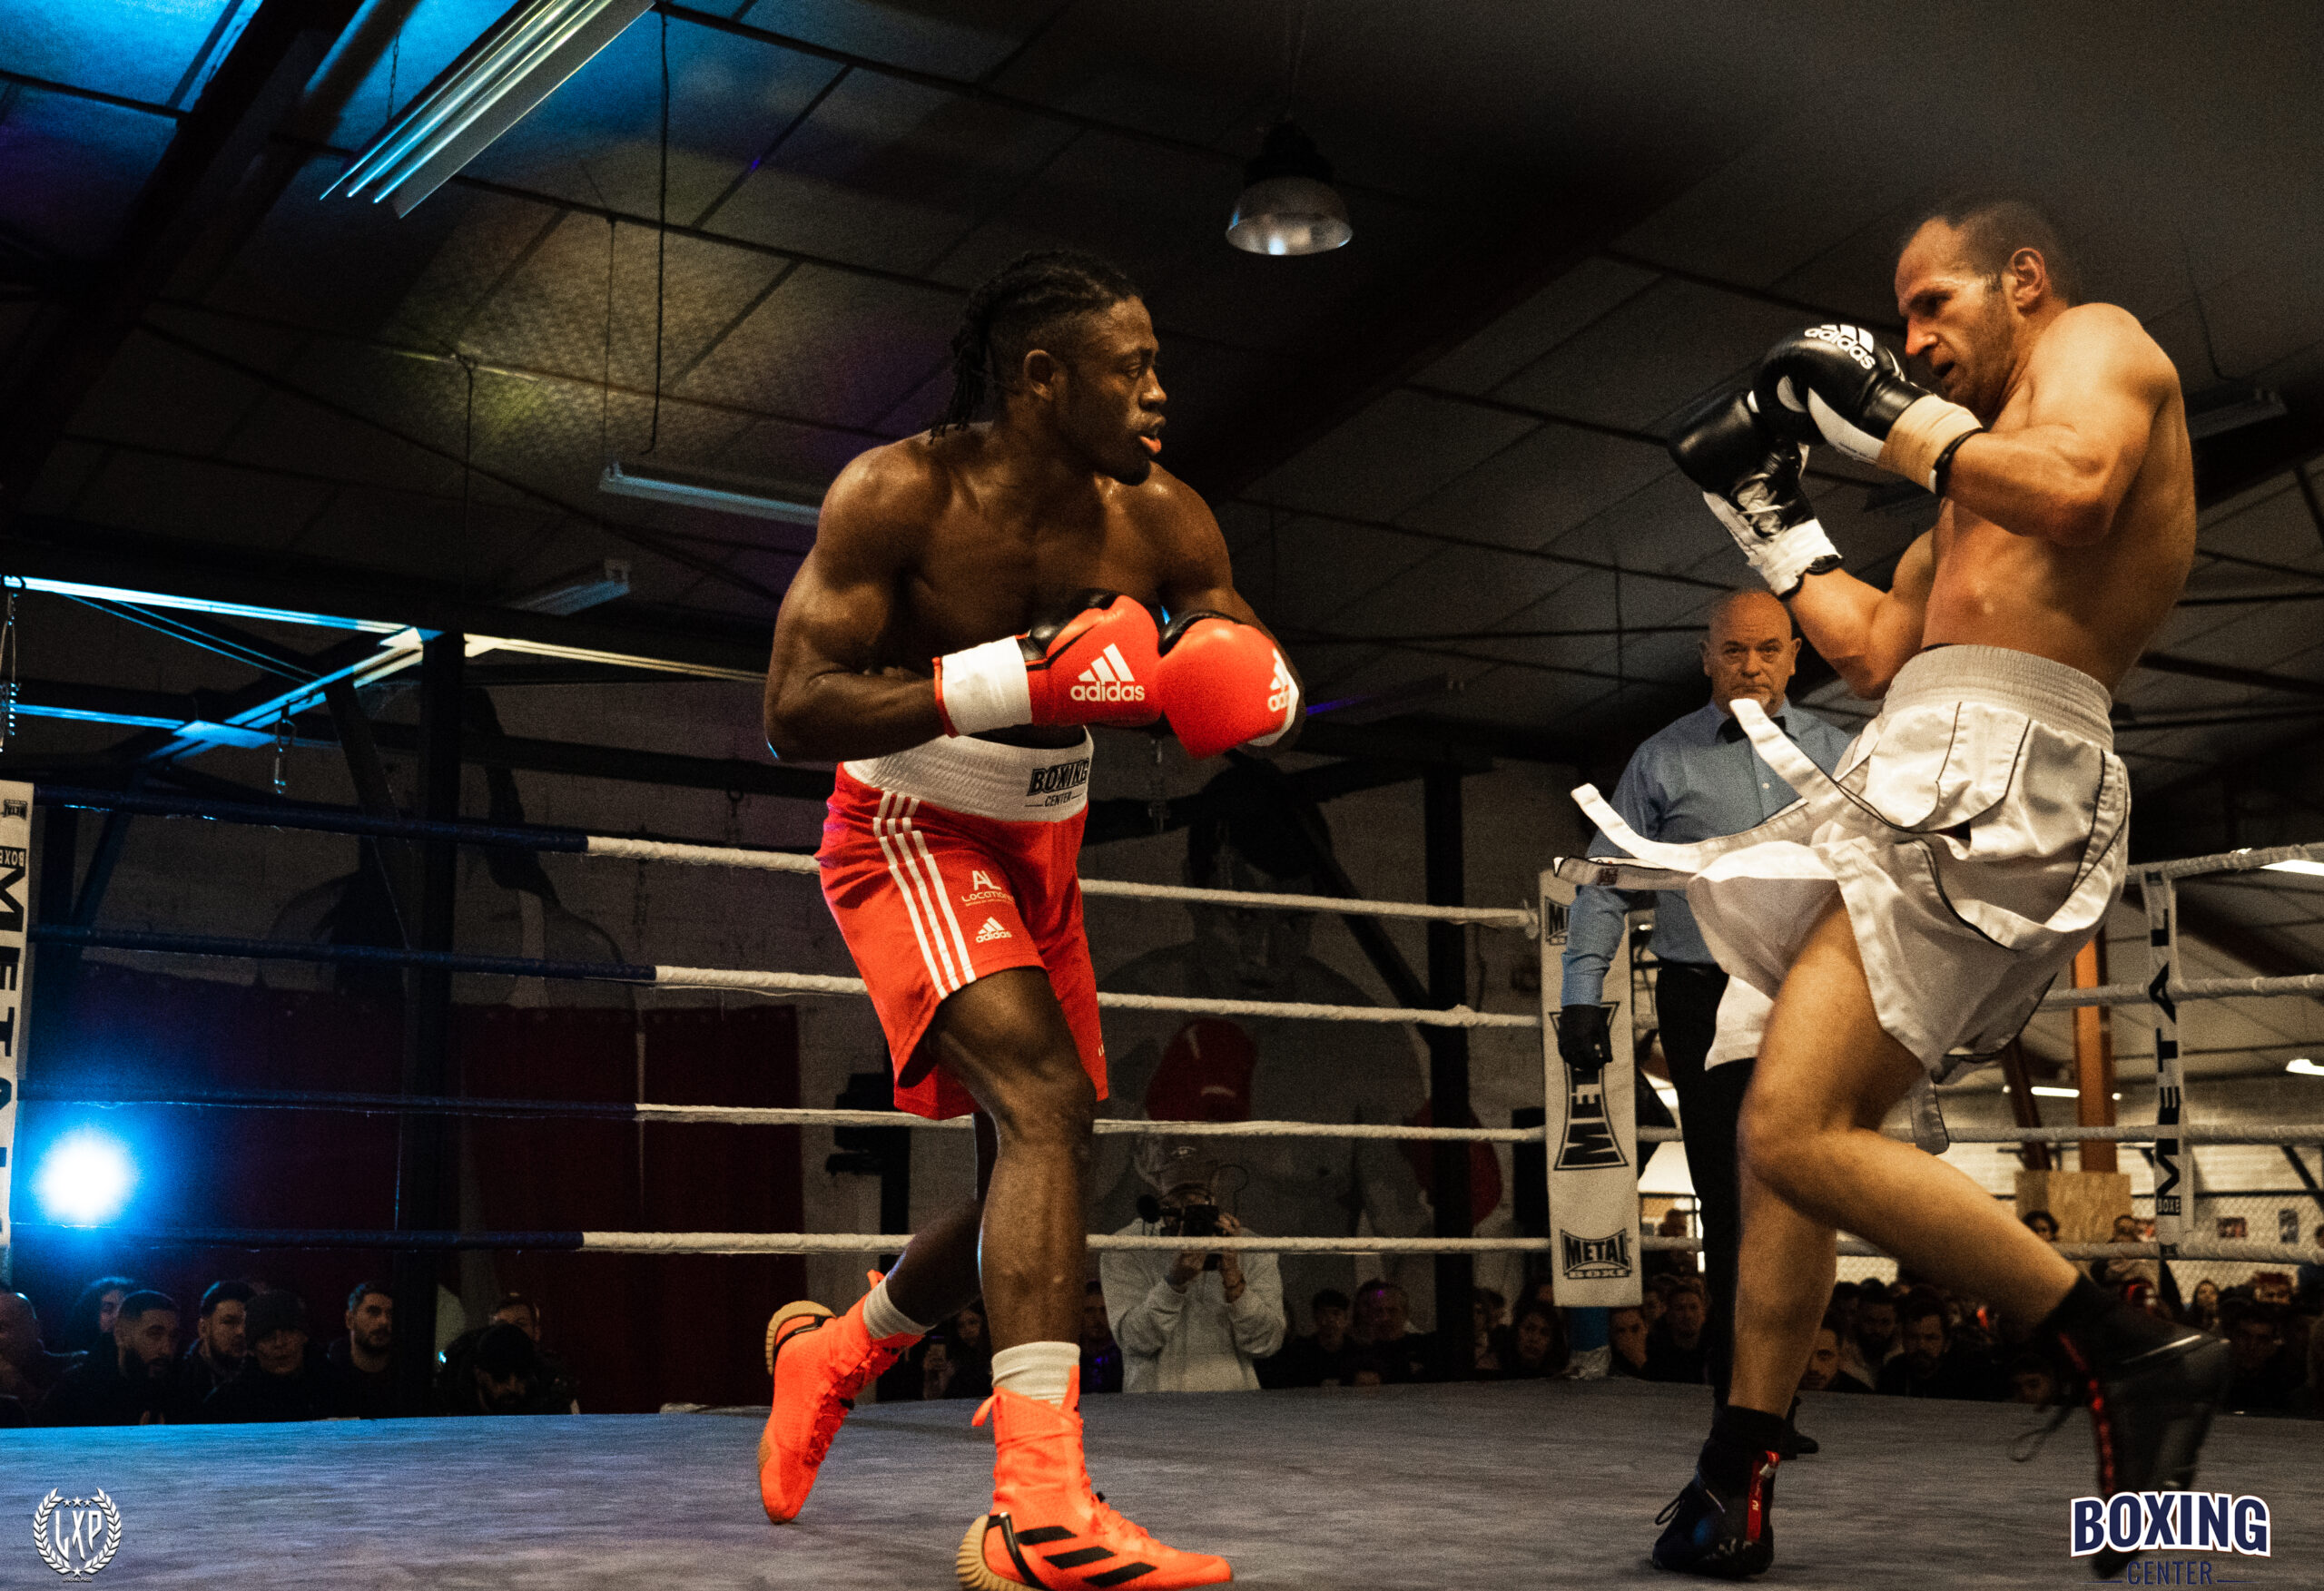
[1226,119,1352,256]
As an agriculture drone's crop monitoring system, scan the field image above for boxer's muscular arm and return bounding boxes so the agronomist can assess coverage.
[1147,472,1307,696]
[1939,305,2175,548]
[1788,531,1934,698]
[762,451,945,761]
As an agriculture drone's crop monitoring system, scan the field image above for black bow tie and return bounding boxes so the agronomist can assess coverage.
[1718,713,1786,743]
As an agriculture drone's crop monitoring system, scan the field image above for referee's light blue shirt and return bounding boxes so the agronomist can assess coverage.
[1559,696,1857,1007]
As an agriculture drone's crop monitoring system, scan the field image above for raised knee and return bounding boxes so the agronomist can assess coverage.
[1738,1095,1818,1197]
[984,1057,1096,1150]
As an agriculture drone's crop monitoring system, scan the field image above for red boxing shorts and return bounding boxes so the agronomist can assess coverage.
[818,731,1105,1120]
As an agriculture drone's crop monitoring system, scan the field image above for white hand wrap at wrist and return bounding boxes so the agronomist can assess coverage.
[1877,394,1983,491]
[1700,493,1841,598]
[936,637,1032,736]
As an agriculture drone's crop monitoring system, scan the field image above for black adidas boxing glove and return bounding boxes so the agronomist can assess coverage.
[1752,323,1984,493]
[1668,388,1839,597]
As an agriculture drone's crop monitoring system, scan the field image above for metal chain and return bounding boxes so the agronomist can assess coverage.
[272,706,294,797]
[0,582,19,755]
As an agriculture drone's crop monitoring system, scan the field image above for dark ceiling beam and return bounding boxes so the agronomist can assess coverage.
[1169,160,1730,500]
[1596,248,1905,336]
[656,4,1431,211]
[1234,500,1737,594]
[0,516,771,675]
[0,0,363,525]
[132,319,791,607]
[2134,652,2324,700]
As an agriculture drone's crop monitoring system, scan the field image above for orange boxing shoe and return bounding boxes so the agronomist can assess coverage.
[956,1372,1232,1589]
[757,1272,917,1523]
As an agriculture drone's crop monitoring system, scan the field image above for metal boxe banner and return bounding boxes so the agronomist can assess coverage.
[0,781,29,1261]
[1539,866,1640,1307]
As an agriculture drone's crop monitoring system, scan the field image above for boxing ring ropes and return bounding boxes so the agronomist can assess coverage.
[9,781,2324,1277]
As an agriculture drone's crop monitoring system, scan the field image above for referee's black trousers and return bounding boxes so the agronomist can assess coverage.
[1653,958,1753,1404]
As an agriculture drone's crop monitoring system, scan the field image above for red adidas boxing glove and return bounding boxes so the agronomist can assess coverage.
[1154,612,1301,760]
[932,590,1162,736]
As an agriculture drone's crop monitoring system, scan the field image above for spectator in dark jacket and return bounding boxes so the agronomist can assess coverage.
[2221,1303,2301,1414]
[1797,1319,1870,1395]
[1875,1293,2001,1400]
[325,1281,396,1419]
[59,1276,143,1355]
[0,1291,80,1426]
[172,1281,255,1422]
[1497,1302,1570,1380]
[205,1290,331,1423]
[1344,1281,1433,1384]
[1262,1289,1361,1389]
[39,1291,179,1426]
[1643,1277,1711,1384]
[437,1322,573,1416]
[1608,1305,1650,1379]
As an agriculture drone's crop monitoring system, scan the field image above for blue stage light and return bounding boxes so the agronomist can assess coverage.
[33,1128,139,1224]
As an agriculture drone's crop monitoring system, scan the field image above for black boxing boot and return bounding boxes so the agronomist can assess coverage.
[1780,1396,1817,1459]
[2036,1277,2231,1579]
[1653,1404,1782,1577]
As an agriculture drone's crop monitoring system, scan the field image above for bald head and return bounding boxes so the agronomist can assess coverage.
[1701,591,1800,716]
[0,1291,41,1368]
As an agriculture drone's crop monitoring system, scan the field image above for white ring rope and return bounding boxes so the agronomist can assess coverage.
[587,835,1534,931]
[558,1231,2324,1265]
[646,964,1540,1029]
[607,1105,2324,1149]
[2043,973,2324,1009]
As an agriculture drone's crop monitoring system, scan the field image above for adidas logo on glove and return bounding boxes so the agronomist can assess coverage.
[1801,322,1878,370]
[1070,644,1146,704]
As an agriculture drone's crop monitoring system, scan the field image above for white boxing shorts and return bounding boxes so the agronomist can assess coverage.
[1579,645,2126,1077]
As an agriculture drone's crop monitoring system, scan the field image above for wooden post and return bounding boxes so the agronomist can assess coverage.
[2072,937,2116,1174]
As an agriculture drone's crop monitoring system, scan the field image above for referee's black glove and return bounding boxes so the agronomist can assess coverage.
[1556,1003,1611,1072]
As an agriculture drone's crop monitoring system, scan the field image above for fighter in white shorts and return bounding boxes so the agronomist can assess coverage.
[1610,199,2226,1579]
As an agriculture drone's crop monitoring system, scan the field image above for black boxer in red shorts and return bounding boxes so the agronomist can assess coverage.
[755,250,1296,1591]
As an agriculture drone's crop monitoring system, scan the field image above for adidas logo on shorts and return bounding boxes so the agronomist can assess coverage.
[1070,644,1145,704]
[975,917,1012,943]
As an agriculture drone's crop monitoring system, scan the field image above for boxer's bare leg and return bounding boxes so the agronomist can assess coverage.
[881,1115,996,1327]
[1726,1166,1837,1418]
[1727,899,2082,1415]
[911,967,1094,1349]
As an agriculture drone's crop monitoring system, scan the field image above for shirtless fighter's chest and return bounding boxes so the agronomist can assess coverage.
[893,500,1177,660]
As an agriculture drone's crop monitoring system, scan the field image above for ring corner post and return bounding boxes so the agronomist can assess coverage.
[1423,764,1472,1380]
[392,632,464,1415]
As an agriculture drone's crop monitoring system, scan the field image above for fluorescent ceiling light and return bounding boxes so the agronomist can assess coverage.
[326,0,654,217]
[2289,1058,2324,1076]
[2004,1085,2121,1100]
[509,558,631,616]
[600,457,825,526]
[2264,859,2324,878]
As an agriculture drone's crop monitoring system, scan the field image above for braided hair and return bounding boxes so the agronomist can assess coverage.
[934,250,1143,435]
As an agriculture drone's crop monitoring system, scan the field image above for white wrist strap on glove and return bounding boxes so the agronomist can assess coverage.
[938,638,1032,735]
[1700,492,1840,598]
[1246,653,1300,748]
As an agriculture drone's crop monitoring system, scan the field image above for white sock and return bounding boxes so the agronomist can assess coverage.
[860,1276,931,1343]
[990,1341,1078,1408]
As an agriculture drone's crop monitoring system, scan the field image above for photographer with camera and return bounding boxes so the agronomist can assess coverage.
[1100,1143,1284,1393]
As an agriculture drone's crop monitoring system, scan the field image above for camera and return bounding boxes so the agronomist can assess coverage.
[1137,1196,1227,1268]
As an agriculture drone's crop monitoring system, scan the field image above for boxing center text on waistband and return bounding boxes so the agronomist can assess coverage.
[841,732,1095,823]
[1884,645,2112,750]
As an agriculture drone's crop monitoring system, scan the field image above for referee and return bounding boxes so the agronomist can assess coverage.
[1561,590,1854,1414]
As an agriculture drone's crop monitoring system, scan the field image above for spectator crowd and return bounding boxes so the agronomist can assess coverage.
[15,1212,2320,1426]
[1,1274,579,1428]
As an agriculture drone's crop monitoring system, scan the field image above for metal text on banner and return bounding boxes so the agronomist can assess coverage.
[1539,867,1641,1307]
[0,780,31,1268]
[2143,871,2184,1253]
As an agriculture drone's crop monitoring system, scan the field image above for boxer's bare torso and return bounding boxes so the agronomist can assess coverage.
[1795,236,2196,698]
[763,300,1262,761]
